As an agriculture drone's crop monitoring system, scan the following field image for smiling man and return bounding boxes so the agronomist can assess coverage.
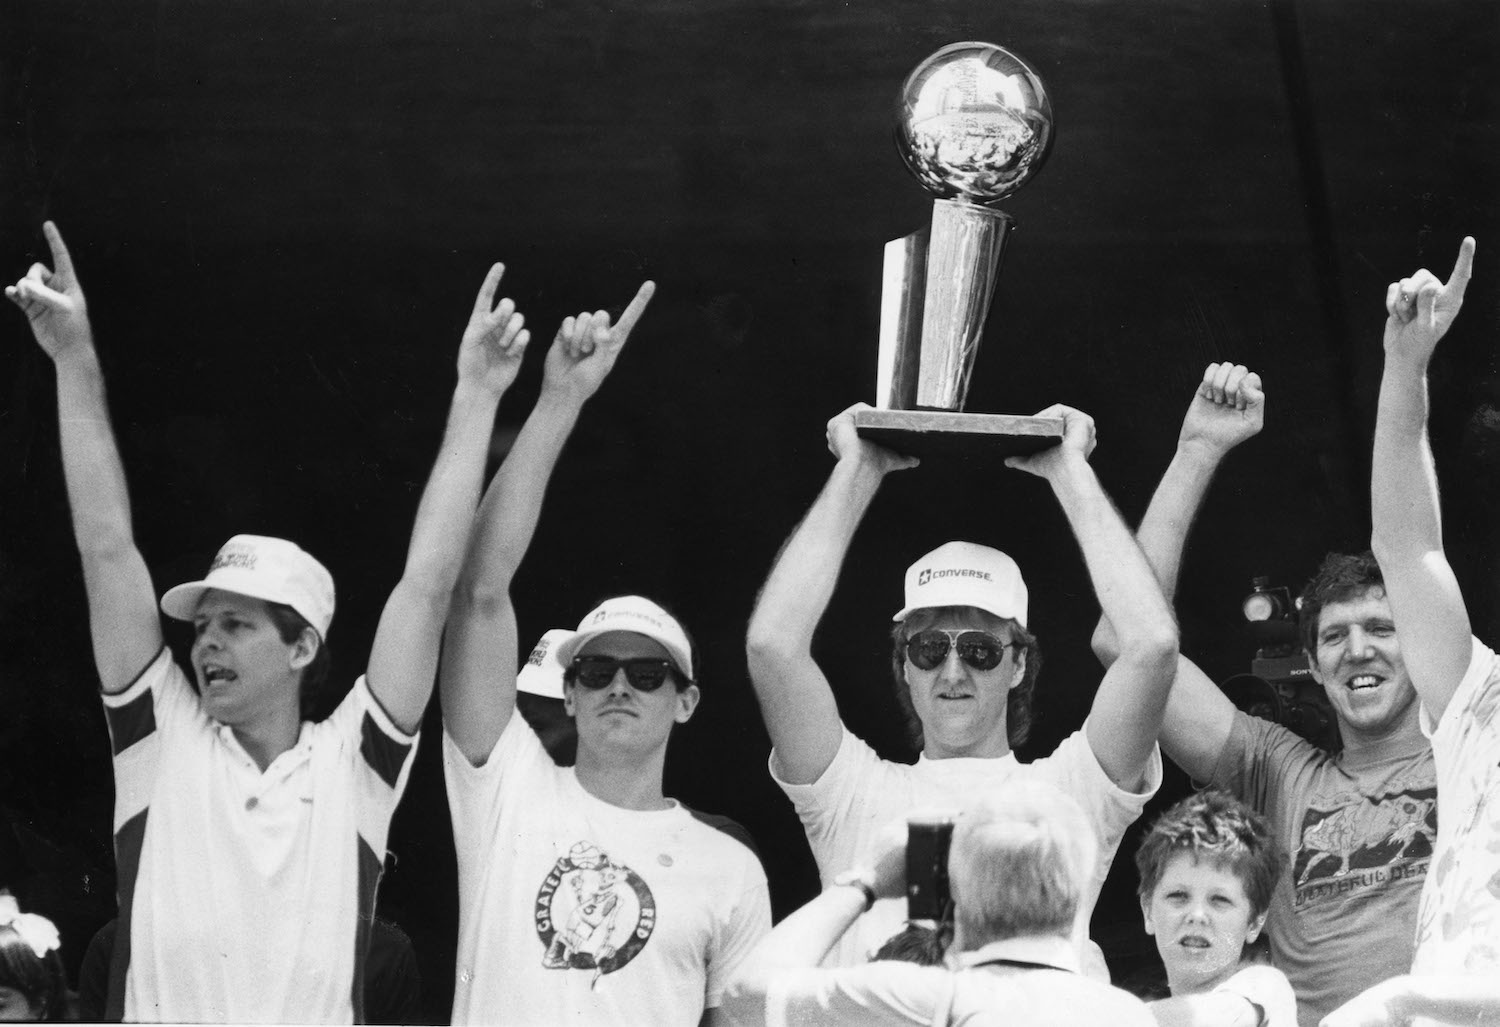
[7,221,530,1022]
[1090,363,1437,1026]
[439,285,769,1026]
[746,401,1178,966]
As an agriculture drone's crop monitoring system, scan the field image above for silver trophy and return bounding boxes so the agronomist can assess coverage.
[854,42,1063,455]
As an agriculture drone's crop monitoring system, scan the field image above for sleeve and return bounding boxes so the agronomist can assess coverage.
[1213,964,1299,1027]
[320,674,420,855]
[1209,711,1317,813]
[770,726,892,875]
[101,647,203,831]
[763,963,949,1027]
[704,856,772,1009]
[442,710,552,872]
[1422,636,1498,740]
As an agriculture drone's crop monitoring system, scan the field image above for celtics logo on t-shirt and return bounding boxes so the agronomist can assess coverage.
[535,841,656,985]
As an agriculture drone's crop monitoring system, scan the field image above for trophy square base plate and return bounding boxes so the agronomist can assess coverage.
[853,409,1063,458]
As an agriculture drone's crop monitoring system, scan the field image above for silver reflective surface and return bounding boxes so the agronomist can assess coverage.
[896,41,1053,204]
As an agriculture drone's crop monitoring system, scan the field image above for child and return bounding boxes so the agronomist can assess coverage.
[0,894,66,1021]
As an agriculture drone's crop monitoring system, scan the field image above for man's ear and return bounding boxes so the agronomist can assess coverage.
[289,628,319,671]
[562,681,577,718]
[674,684,701,724]
[1008,648,1027,692]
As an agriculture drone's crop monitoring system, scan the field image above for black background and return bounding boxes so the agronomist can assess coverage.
[2,1,1497,1020]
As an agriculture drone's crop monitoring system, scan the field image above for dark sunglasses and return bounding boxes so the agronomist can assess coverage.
[904,629,1015,672]
[568,655,678,692]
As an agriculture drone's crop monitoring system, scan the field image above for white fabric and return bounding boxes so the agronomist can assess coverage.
[444,714,771,1026]
[763,935,1155,1027]
[1213,964,1299,1027]
[773,724,1160,966]
[1413,636,1500,976]
[104,647,417,1023]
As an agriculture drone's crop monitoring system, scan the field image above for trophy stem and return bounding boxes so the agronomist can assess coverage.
[917,199,1013,410]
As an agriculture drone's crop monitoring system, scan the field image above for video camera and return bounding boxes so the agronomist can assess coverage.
[1218,577,1340,752]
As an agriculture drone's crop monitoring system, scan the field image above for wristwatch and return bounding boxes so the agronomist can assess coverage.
[831,868,877,912]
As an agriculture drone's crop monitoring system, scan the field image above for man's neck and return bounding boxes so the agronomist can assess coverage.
[574,746,672,811]
[231,713,303,773]
[924,735,1012,761]
[1338,704,1427,763]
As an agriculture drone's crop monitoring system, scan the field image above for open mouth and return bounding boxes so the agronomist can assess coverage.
[201,664,237,686]
[1347,673,1382,691]
[1177,936,1210,949]
[935,690,974,701]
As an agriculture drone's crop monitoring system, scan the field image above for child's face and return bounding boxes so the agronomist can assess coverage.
[1141,852,1267,995]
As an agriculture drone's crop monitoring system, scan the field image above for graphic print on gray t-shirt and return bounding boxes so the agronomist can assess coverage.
[1289,786,1437,906]
[536,840,656,985]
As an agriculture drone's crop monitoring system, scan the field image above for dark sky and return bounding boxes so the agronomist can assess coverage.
[2,0,1497,1019]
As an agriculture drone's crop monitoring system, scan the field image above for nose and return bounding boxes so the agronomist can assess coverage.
[606,669,633,697]
[1184,898,1210,924]
[1347,626,1375,658]
[937,644,967,681]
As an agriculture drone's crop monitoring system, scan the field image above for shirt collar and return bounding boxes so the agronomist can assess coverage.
[951,934,1080,975]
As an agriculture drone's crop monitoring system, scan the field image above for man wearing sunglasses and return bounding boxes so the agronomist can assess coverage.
[439,285,770,1027]
[747,400,1179,967]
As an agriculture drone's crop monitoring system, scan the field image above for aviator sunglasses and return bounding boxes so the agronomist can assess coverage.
[904,629,1016,672]
[568,655,680,692]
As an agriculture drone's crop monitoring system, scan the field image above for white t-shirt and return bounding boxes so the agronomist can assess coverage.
[1413,636,1500,976]
[773,724,1160,965]
[444,714,771,1026]
[760,935,1155,1027]
[1215,964,1299,1027]
[101,647,418,1023]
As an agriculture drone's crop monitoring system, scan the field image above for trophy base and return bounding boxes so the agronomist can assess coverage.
[853,408,1063,458]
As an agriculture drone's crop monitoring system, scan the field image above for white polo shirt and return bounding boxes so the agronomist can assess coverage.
[101,647,418,1023]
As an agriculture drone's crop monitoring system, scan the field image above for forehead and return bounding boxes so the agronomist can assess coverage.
[904,605,1011,636]
[1154,851,1250,896]
[576,631,670,661]
[1316,588,1393,631]
[194,589,273,619]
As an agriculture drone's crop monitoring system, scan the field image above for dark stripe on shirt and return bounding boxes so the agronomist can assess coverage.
[360,712,412,790]
[682,805,765,866]
[105,810,149,1022]
[105,690,156,756]
[351,837,384,1024]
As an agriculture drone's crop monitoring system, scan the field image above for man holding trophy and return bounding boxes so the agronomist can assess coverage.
[746,43,1178,967]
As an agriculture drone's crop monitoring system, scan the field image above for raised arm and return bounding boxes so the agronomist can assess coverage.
[1006,406,1179,791]
[440,283,655,764]
[1370,237,1477,722]
[6,222,162,691]
[364,264,529,734]
[745,403,918,784]
[1321,973,1500,1027]
[1092,364,1265,782]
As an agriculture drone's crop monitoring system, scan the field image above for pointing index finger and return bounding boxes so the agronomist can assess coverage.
[42,221,75,278]
[613,280,656,339]
[472,263,505,318]
[1447,236,1477,296]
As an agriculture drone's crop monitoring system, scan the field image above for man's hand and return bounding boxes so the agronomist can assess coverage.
[1004,404,1095,480]
[457,263,531,393]
[866,820,911,902]
[541,280,655,404]
[1384,236,1476,366]
[1179,362,1264,457]
[5,221,93,361]
[825,403,920,476]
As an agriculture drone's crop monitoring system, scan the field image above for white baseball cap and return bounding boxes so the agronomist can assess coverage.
[553,596,695,682]
[892,540,1028,627]
[518,628,573,699]
[160,534,336,640]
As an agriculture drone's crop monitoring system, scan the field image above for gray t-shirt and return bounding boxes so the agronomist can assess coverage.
[1211,711,1435,1027]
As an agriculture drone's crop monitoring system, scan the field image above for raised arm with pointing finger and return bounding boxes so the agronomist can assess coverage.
[1324,235,1500,1025]
[441,281,655,766]
[7,223,528,1023]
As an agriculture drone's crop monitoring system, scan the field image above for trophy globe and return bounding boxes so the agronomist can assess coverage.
[895,42,1054,205]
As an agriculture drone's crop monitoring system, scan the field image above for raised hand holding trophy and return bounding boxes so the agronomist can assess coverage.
[854,42,1064,456]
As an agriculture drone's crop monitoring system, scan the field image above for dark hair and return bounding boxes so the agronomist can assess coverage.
[564,595,699,692]
[1297,551,1386,656]
[870,922,949,966]
[1134,790,1282,920]
[888,608,1042,753]
[266,603,331,720]
[0,923,67,1020]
